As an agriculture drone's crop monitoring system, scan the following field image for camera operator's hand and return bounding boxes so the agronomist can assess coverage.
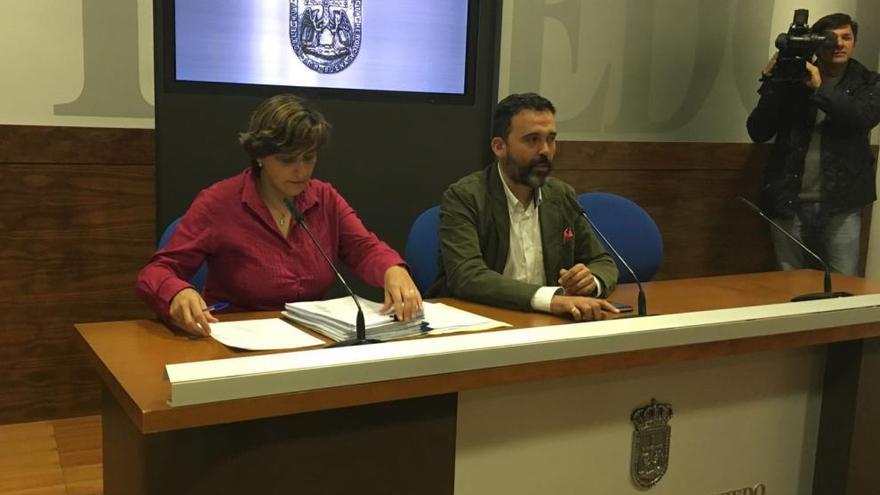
[804,61,821,91]
[762,52,779,78]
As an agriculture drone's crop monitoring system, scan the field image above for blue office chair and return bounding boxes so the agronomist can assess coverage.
[577,192,663,283]
[158,217,208,293]
[404,206,441,293]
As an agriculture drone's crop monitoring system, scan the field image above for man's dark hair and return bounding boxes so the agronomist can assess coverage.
[492,93,556,140]
[812,13,858,41]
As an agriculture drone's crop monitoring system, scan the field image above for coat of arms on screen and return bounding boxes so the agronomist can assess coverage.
[289,0,362,73]
[630,399,673,488]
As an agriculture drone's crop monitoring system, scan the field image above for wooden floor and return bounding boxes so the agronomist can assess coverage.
[0,416,101,495]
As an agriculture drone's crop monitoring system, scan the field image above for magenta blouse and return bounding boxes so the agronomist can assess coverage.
[136,168,405,320]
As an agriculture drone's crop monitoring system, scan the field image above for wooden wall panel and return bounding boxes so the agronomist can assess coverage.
[0,127,874,424]
[557,168,776,279]
[554,141,772,171]
[0,125,155,425]
[0,126,154,165]
[554,141,878,280]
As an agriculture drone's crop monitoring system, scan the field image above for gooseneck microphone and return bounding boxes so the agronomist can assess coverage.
[571,199,648,317]
[737,196,852,302]
[283,199,379,347]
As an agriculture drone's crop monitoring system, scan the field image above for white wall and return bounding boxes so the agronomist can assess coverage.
[499,0,875,143]
[6,1,880,275]
[0,0,154,128]
[3,0,874,136]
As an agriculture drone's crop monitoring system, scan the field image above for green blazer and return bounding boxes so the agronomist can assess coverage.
[432,164,618,311]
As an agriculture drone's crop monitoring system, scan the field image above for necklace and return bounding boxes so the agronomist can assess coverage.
[273,209,289,226]
[266,204,289,227]
[256,179,292,228]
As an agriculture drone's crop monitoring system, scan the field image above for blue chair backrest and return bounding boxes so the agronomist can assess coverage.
[404,206,441,293]
[158,217,208,293]
[577,192,663,284]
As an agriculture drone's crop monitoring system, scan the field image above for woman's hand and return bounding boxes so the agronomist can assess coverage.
[380,265,423,322]
[169,288,218,337]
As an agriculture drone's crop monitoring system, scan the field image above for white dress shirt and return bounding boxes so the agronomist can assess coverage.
[498,164,601,312]
[498,165,561,312]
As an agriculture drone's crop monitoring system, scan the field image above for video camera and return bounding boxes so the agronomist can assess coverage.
[772,9,837,82]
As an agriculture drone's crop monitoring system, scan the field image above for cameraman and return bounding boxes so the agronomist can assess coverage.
[747,13,880,275]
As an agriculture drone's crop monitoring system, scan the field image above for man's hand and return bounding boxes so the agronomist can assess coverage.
[380,265,423,322]
[169,288,217,337]
[558,263,598,296]
[805,61,822,90]
[550,294,619,321]
[762,52,779,78]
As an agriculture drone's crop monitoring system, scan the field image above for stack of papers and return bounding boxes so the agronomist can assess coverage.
[282,297,513,342]
[204,303,512,351]
[283,296,426,342]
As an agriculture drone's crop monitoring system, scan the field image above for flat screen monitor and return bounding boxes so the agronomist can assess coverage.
[167,0,477,102]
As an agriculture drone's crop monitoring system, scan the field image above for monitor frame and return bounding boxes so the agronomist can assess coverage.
[160,0,480,105]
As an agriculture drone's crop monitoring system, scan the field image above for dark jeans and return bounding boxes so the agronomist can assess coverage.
[770,203,861,276]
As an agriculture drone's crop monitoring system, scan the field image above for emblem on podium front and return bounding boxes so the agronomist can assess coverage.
[631,399,673,488]
[289,0,362,73]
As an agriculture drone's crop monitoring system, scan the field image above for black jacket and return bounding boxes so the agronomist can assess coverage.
[746,58,880,218]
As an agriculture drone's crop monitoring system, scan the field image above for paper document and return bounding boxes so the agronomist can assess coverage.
[210,318,325,351]
[422,302,511,334]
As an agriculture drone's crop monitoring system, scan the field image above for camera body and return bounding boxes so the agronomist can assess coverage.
[773,9,836,82]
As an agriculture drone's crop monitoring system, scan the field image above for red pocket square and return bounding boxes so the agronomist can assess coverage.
[563,227,574,241]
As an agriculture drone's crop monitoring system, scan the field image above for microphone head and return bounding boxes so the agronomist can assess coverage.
[283,198,305,223]
[736,196,762,214]
[566,194,587,215]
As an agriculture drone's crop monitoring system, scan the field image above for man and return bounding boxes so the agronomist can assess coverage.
[433,93,620,321]
[747,13,880,275]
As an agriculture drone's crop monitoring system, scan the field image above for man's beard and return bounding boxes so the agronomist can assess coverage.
[506,154,552,188]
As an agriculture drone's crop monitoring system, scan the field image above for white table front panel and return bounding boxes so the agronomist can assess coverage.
[455,348,823,495]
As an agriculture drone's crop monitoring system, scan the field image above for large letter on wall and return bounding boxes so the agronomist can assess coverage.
[731,0,776,112]
[508,0,612,133]
[55,0,153,118]
[607,0,730,133]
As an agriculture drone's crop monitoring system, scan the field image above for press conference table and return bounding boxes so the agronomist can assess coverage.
[75,270,880,495]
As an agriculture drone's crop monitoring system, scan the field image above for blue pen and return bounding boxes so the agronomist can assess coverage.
[203,302,229,313]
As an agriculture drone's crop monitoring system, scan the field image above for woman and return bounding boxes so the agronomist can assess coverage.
[137,94,422,336]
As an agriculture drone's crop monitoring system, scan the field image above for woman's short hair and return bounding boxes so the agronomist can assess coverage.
[239,94,331,170]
